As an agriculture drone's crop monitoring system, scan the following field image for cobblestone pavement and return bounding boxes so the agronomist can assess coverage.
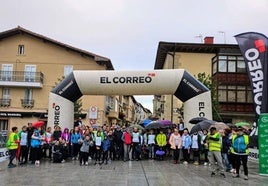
[0,158,268,186]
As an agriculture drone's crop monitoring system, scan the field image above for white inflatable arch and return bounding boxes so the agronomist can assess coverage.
[48,69,212,129]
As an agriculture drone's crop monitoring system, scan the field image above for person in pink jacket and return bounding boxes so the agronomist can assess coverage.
[169,128,182,164]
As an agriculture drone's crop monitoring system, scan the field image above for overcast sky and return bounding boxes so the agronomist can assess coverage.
[1,0,267,112]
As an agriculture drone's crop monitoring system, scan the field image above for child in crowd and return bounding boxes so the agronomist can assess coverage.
[94,131,102,165]
[31,129,44,166]
[18,126,28,165]
[79,135,90,166]
[102,135,110,164]
[182,128,192,164]
[147,130,156,159]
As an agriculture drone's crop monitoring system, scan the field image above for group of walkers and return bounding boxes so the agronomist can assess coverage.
[6,120,250,180]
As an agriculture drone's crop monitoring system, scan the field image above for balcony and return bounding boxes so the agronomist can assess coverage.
[0,71,44,88]
[21,99,34,108]
[0,99,11,107]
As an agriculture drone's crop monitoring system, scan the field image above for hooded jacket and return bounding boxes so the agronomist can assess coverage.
[61,128,70,142]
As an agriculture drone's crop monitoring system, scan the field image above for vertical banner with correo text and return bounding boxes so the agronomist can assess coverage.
[235,32,268,175]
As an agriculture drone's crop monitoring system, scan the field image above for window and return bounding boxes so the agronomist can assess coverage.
[218,85,227,102]
[228,61,236,72]
[18,45,25,55]
[106,96,114,110]
[212,62,217,74]
[237,60,246,73]
[25,65,36,82]
[219,60,227,72]
[217,85,253,103]
[0,120,8,147]
[213,55,246,73]
[64,66,73,77]
[2,88,10,105]
[25,88,33,103]
[1,64,13,81]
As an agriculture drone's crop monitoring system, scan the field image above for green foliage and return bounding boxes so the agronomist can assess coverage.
[196,72,222,121]
[53,76,83,120]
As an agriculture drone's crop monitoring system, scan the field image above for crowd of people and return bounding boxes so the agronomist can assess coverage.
[6,120,250,180]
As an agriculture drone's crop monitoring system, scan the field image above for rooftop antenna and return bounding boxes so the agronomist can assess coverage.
[195,34,203,43]
[218,31,226,44]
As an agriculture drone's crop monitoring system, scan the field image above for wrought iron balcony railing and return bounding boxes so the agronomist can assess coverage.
[0,71,44,88]
[0,99,11,107]
[21,99,34,108]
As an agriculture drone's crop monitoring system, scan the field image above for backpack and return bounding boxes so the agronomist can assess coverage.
[233,135,247,153]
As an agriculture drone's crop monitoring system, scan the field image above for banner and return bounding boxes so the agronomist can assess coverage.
[258,113,268,175]
[235,32,268,116]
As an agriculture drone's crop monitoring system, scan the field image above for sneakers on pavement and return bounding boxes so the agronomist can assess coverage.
[233,174,240,178]
[220,173,226,178]
[211,172,216,177]
[244,176,248,180]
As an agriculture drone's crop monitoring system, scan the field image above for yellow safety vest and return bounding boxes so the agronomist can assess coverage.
[231,134,249,154]
[7,132,18,150]
[208,132,221,151]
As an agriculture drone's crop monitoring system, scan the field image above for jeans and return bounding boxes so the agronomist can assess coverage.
[222,153,231,171]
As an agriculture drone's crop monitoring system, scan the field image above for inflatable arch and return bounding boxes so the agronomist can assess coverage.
[47,69,212,130]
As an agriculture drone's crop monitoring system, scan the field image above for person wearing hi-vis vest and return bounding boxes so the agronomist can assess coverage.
[231,127,249,180]
[206,127,226,178]
[6,127,19,168]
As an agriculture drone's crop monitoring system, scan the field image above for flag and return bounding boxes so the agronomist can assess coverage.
[235,32,268,117]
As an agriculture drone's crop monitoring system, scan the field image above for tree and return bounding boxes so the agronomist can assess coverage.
[196,72,222,121]
[53,76,83,120]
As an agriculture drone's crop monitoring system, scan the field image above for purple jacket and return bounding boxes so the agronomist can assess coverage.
[61,128,70,142]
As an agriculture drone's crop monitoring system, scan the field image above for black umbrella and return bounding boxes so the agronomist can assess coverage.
[145,121,162,130]
[189,117,208,124]
[190,120,216,134]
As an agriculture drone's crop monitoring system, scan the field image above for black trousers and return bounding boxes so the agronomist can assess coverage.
[9,149,17,165]
[235,154,248,176]
[31,147,41,161]
[20,145,29,163]
[173,147,181,161]
[182,147,190,162]
[79,151,89,164]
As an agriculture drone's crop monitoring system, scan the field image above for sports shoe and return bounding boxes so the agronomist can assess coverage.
[8,164,16,168]
[211,172,216,177]
[193,161,199,165]
[72,157,75,160]
[35,160,40,166]
[220,173,226,178]
[61,160,66,163]
[244,176,248,180]
[183,161,188,165]
[233,174,240,178]
[204,162,208,166]
[85,162,88,166]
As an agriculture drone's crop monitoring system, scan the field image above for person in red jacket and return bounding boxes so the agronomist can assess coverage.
[121,127,132,162]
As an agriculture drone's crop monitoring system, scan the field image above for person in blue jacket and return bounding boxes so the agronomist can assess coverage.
[71,126,82,160]
[102,135,110,164]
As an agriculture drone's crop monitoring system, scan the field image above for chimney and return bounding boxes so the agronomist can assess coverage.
[204,36,214,44]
